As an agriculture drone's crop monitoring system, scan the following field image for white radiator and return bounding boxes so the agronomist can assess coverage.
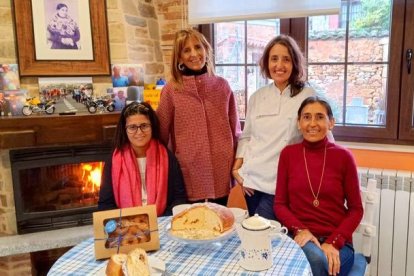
[355,168,414,276]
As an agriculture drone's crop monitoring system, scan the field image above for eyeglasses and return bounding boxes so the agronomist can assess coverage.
[126,123,151,134]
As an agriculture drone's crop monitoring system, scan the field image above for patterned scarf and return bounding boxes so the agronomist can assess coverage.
[111,139,168,216]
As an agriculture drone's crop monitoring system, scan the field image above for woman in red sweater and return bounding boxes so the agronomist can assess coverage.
[274,96,363,276]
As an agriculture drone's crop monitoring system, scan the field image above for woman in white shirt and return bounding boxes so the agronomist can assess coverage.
[232,34,315,220]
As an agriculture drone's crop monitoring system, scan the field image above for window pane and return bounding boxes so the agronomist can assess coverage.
[247,66,268,100]
[214,22,245,64]
[308,65,345,123]
[246,20,280,63]
[213,20,280,121]
[348,0,391,62]
[308,0,391,127]
[308,15,346,63]
[216,65,246,119]
[345,64,387,125]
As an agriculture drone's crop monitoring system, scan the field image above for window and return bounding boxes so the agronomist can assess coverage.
[213,20,280,119]
[308,0,390,126]
[208,0,414,143]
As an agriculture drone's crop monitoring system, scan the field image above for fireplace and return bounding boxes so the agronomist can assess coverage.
[10,143,112,234]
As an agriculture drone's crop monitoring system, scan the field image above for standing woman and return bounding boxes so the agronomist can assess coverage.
[98,102,187,216]
[157,29,241,205]
[232,34,316,219]
[274,96,363,276]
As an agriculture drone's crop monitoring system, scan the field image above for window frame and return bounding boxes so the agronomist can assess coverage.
[201,0,414,144]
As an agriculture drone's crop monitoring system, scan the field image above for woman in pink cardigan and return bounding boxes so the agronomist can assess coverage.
[157,29,241,205]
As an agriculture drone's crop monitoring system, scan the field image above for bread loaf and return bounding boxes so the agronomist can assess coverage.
[105,248,149,276]
[171,202,235,239]
[105,253,127,276]
[126,248,150,276]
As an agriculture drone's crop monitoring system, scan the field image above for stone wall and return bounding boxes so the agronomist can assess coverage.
[308,37,388,123]
[0,0,188,98]
[0,0,188,274]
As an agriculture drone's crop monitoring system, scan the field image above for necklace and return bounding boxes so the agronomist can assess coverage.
[303,145,327,207]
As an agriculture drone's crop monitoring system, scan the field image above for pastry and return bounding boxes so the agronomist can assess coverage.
[105,248,149,276]
[105,253,127,276]
[171,202,235,239]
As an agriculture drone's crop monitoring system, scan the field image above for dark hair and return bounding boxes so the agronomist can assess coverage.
[56,3,68,10]
[113,102,161,150]
[259,34,306,97]
[297,96,334,120]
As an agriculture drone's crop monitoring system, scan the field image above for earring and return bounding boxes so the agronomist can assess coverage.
[178,63,185,71]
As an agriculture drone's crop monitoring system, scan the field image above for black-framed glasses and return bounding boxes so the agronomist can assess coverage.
[126,123,151,134]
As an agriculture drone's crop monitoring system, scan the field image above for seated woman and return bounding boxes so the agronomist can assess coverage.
[98,102,187,216]
[274,96,363,276]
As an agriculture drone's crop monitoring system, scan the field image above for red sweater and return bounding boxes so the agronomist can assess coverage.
[274,137,363,250]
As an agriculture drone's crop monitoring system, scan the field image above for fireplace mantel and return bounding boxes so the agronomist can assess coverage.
[0,113,120,149]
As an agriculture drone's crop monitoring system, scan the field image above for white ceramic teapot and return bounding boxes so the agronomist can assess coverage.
[236,214,288,271]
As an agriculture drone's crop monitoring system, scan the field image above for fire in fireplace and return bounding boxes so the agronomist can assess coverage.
[10,144,112,234]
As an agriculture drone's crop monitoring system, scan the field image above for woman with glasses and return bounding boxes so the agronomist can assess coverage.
[98,102,187,216]
[156,29,241,206]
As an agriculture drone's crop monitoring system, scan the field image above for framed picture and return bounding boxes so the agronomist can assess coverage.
[32,0,93,61]
[13,0,110,76]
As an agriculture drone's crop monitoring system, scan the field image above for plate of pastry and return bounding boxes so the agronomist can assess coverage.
[166,202,236,245]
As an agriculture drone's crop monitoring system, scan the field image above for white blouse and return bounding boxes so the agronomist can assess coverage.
[236,83,315,195]
[137,157,147,205]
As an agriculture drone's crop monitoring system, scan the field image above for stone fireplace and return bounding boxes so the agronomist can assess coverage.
[0,113,119,235]
[10,144,112,234]
[0,113,119,275]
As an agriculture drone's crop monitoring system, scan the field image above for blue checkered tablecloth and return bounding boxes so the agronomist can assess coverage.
[48,217,312,276]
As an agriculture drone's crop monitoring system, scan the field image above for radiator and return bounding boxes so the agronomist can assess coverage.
[355,168,414,276]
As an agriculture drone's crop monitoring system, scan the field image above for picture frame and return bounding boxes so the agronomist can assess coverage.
[13,0,110,76]
[32,0,94,61]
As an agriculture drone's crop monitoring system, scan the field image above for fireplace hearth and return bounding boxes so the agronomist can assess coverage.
[10,144,112,234]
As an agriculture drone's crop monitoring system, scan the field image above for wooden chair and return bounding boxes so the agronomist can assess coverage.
[227,184,248,210]
[349,179,378,276]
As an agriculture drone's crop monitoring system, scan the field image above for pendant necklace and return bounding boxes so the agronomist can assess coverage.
[303,145,327,207]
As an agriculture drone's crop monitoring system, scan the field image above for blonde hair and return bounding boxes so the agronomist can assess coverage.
[170,29,215,86]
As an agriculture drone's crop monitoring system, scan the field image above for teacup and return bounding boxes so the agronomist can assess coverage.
[229,207,248,223]
[269,220,288,235]
[172,204,192,216]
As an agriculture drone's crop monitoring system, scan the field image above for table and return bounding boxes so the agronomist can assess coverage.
[48,217,312,276]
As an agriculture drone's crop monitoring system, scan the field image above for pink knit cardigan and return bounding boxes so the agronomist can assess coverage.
[156,73,241,201]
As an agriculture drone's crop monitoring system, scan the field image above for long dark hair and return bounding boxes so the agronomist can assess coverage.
[113,102,161,150]
[259,34,307,97]
[297,96,334,120]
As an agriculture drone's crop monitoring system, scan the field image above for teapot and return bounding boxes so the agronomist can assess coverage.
[236,214,288,271]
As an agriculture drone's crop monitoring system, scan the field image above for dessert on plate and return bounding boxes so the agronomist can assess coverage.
[105,247,149,276]
[170,202,235,239]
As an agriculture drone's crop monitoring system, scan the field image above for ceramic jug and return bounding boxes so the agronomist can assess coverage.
[236,214,287,271]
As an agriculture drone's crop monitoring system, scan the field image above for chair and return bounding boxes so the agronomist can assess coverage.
[349,179,378,276]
